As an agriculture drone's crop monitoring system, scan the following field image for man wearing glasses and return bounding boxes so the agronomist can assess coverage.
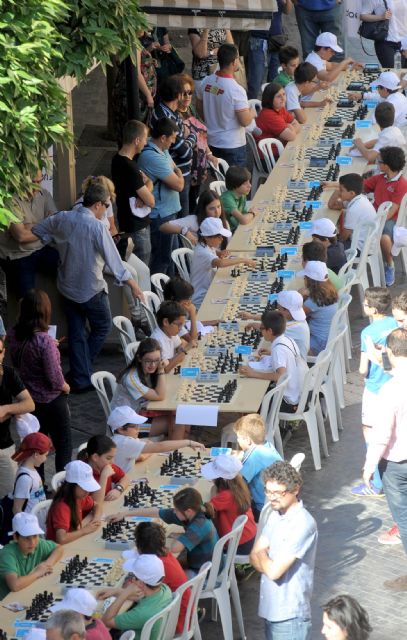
[250,461,317,640]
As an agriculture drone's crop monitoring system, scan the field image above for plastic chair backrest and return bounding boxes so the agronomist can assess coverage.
[353,222,376,279]
[204,515,247,592]
[246,131,264,173]
[209,158,229,181]
[289,453,305,471]
[175,562,212,639]
[248,98,262,114]
[141,290,161,332]
[151,273,169,302]
[119,631,135,640]
[113,316,136,354]
[259,373,290,442]
[171,248,193,282]
[258,138,284,172]
[77,442,87,454]
[338,249,357,279]
[91,371,117,418]
[339,270,357,296]
[295,349,331,414]
[396,192,407,228]
[209,180,226,197]
[124,341,140,365]
[179,234,194,250]
[51,471,66,493]
[31,499,52,531]
[140,592,181,640]
[326,294,351,345]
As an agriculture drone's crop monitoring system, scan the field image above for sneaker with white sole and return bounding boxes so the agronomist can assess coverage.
[351,482,384,497]
[385,264,395,287]
[378,524,401,545]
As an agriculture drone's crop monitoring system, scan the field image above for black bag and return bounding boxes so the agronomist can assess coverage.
[0,471,33,545]
[358,0,389,42]
[268,33,288,53]
[153,48,185,84]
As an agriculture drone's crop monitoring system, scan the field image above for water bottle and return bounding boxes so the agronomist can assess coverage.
[394,51,402,70]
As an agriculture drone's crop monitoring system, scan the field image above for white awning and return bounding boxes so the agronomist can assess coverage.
[140,0,277,30]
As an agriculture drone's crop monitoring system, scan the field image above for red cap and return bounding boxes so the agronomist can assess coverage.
[12,432,51,462]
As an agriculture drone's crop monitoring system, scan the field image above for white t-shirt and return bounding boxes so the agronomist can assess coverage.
[191,243,217,308]
[285,321,310,359]
[111,369,150,413]
[9,467,46,513]
[150,326,181,362]
[196,72,249,149]
[373,125,406,151]
[112,433,146,474]
[344,194,376,251]
[305,51,326,72]
[285,82,302,112]
[167,214,199,235]
[368,92,407,129]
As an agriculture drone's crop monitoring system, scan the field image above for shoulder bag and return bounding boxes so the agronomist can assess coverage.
[358,0,389,41]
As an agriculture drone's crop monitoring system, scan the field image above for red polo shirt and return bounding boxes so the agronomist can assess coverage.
[210,489,256,544]
[92,463,125,496]
[363,172,407,218]
[46,495,94,541]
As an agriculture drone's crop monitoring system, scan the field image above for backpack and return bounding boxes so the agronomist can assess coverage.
[183,115,208,186]
[0,471,33,545]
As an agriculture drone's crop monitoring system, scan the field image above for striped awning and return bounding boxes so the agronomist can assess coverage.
[140,0,277,29]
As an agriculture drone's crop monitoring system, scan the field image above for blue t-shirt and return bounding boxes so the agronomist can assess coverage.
[304,298,338,355]
[137,142,180,220]
[241,443,282,512]
[361,316,398,394]
[159,509,218,570]
[298,0,336,9]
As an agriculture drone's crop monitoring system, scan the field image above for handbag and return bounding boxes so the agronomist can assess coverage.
[153,47,185,84]
[267,33,289,53]
[358,0,389,41]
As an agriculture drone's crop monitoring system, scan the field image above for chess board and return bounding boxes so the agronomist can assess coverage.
[123,481,177,509]
[159,450,212,477]
[249,227,300,247]
[177,378,237,404]
[25,591,62,622]
[101,518,139,550]
[204,327,262,350]
[303,162,339,182]
[59,555,124,588]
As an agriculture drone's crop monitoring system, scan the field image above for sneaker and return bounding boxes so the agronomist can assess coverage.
[385,264,395,287]
[351,482,384,497]
[378,524,402,545]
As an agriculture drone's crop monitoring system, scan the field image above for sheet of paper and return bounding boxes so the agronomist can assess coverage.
[48,325,57,339]
[176,404,219,427]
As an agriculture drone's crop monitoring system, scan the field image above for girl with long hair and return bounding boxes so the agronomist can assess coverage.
[298,261,338,355]
[78,435,129,502]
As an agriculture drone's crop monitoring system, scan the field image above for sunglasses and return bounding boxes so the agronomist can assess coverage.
[182,91,193,97]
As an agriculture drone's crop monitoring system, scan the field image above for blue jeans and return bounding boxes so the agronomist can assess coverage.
[265,618,312,640]
[383,218,396,240]
[267,51,281,84]
[150,214,177,275]
[248,37,268,99]
[179,174,191,216]
[130,226,151,266]
[380,458,407,555]
[294,4,343,59]
[0,245,59,299]
[209,144,247,168]
[64,290,112,389]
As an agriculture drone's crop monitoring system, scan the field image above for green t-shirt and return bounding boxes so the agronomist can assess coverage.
[114,584,172,640]
[327,268,343,291]
[220,190,248,233]
[272,70,293,88]
[0,538,57,600]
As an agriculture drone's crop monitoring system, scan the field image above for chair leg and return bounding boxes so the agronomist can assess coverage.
[316,403,329,458]
[273,421,284,457]
[230,573,246,640]
[211,598,218,622]
[323,384,339,442]
[304,412,322,470]
[213,588,234,640]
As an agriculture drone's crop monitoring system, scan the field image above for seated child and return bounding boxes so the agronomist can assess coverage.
[285,62,332,124]
[305,32,360,83]
[302,240,343,292]
[50,588,111,640]
[112,487,218,574]
[151,301,196,374]
[307,218,347,275]
[220,166,256,231]
[298,261,338,355]
[348,70,407,129]
[46,460,102,544]
[254,83,301,152]
[239,309,307,411]
[163,276,200,341]
[392,292,407,329]
[107,406,204,474]
[78,435,129,501]
[351,102,406,165]
[233,414,282,521]
[273,45,300,87]
[191,218,255,308]
[0,513,63,600]
[201,454,257,554]
[101,554,172,636]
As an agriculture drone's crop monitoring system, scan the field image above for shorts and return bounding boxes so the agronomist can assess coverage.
[361,387,380,427]
[138,409,175,418]
[382,219,396,240]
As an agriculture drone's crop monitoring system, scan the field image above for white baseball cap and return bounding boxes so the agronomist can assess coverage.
[65,460,100,492]
[201,454,242,480]
[200,218,232,238]
[107,406,148,430]
[306,218,337,239]
[315,32,343,53]
[10,512,44,537]
[15,413,40,440]
[401,37,407,51]
[371,71,401,91]
[25,629,46,640]
[122,553,164,586]
[50,588,97,617]
[391,226,407,256]
[297,260,328,282]
[277,291,306,322]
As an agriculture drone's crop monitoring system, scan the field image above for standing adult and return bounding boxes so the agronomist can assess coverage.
[360,0,403,68]
[137,118,184,275]
[250,461,318,639]
[188,28,234,91]
[7,290,71,474]
[363,328,407,591]
[196,44,256,167]
[150,76,197,216]
[111,119,155,266]
[294,0,344,60]
[17,184,144,393]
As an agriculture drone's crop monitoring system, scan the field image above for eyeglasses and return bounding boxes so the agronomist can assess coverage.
[142,358,161,365]
[377,159,385,164]
[103,201,111,208]
[182,91,193,97]
[265,488,288,498]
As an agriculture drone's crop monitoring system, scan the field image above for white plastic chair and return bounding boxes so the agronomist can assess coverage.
[395,192,407,273]
[246,131,268,195]
[31,499,52,531]
[258,137,284,172]
[248,98,262,114]
[113,316,136,359]
[350,221,377,313]
[151,273,169,302]
[141,290,161,333]
[209,180,226,197]
[51,471,66,493]
[77,442,88,454]
[367,203,390,287]
[91,371,117,419]
[261,82,270,94]
[140,592,181,640]
[119,631,136,640]
[179,234,194,250]
[171,248,193,282]
[209,158,229,181]
[124,340,140,365]
[199,516,247,640]
[174,562,212,640]
[290,452,305,471]
[338,248,357,280]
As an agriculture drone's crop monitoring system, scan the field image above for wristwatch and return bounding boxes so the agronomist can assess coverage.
[115,484,124,493]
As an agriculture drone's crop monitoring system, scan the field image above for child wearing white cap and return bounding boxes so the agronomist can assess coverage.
[305,32,361,83]
[307,218,347,276]
[349,71,407,129]
[101,554,172,636]
[78,435,129,501]
[302,240,343,292]
[201,454,257,554]
[46,460,102,544]
[107,405,205,474]
[190,217,256,308]
[0,512,63,600]
[50,588,111,640]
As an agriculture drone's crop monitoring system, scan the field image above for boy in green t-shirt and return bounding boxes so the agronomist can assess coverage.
[0,513,63,600]
[273,45,300,88]
[220,166,256,233]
